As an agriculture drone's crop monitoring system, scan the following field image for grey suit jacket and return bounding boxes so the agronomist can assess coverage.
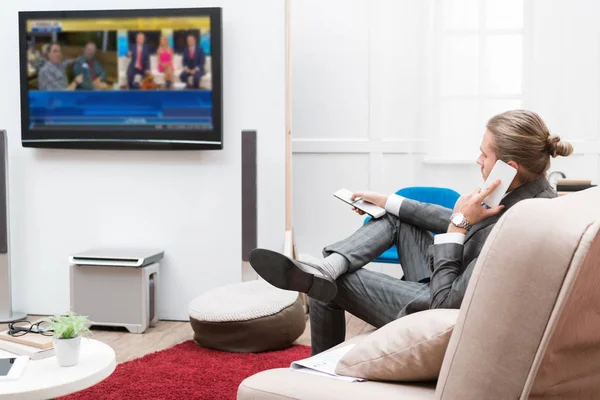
[392,176,556,316]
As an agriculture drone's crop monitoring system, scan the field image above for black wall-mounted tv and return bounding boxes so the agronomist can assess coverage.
[18,7,223,150]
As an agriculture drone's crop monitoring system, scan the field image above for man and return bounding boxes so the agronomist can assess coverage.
[249,110,574,355]
[27,40,44,72]
[179,34,205,89]
[73,42,107,90]
[38,42,83,91]
[127,32,151,89]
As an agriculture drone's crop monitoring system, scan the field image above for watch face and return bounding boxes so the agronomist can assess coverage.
[451,214,463,225]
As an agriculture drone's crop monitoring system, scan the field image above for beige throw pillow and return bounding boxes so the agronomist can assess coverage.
[335,309,460,382]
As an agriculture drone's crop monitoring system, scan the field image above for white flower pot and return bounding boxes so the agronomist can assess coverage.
[53,336,82,367]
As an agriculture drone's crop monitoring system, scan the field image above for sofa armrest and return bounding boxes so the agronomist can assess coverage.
[436,190,600,399]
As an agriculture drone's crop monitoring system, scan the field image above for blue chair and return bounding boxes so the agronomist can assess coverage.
[364,187,461,264]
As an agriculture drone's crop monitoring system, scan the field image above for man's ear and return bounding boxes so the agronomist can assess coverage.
[507,161,519,171]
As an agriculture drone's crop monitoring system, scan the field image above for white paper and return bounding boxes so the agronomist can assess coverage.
[294,368,363,382]
[290,344,366,382]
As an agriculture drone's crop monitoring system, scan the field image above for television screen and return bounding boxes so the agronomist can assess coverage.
[18,8,223,150]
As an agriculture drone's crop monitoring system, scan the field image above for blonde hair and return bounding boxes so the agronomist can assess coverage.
[486,110,573,183]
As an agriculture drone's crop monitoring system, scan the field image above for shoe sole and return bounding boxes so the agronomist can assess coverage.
[249,249,337,303]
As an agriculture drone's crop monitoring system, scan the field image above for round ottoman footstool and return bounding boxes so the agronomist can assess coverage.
[188,280,306,353]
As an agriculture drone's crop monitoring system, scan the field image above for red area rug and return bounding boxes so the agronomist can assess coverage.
[61,341,311,400]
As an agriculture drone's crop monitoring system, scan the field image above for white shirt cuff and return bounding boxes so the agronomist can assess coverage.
[434,232,466,245]
[384,194,405,216]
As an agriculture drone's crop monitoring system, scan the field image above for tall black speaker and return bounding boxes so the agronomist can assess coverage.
[0,130,27,322]
[241,130,258,281]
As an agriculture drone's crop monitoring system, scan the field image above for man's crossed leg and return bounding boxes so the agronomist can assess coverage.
[249,214,434,355]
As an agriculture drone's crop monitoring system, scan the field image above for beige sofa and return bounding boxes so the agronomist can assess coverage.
[238,187,600,399]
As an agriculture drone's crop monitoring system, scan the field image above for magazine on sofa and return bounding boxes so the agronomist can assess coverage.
[290,344,366,382]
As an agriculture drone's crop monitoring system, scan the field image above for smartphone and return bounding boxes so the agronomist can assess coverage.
[0,356,28,381]
[481,160,517,208]
[333,189,386,218]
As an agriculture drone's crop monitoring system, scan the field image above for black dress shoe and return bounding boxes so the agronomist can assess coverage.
[248,248,337,302]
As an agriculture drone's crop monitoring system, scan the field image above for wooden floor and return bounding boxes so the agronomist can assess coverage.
[1,313,374,364]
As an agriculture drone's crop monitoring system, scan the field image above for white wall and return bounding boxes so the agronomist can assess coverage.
[291,0,600,260]
[526,0,600,180]
[0,1,286,320]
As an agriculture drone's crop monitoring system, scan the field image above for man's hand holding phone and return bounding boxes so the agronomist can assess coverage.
[349,192,387,216]
[449,180,505,234]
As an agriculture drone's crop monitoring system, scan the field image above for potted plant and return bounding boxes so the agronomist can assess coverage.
[44,311,92,367]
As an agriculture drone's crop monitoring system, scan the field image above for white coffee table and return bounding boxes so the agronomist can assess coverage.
[0,339,116,399]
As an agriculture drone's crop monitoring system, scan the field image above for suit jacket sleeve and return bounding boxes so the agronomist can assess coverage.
[395,198,453,234]
[429,243,475,309]
[141,46,150,71]
[127,49,134,70]
[182,49,189,67]
[72,60,82,77]
[199,48,206,74]
[96,61,107,80]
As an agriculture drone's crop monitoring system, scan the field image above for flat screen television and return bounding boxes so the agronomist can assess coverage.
[18,8,223,150]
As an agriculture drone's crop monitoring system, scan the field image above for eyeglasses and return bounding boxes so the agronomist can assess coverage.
[8,320,53,337]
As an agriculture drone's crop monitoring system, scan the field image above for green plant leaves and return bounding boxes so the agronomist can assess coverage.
[43,311,92,340]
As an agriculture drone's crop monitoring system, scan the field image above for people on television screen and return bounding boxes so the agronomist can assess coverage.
[179,34,205,89]
[27,41,44,73]
[73,42,108,90]
[41,43,50,60]
[38,42,83,91]
[157,36,174,89]
[127,32,151,89]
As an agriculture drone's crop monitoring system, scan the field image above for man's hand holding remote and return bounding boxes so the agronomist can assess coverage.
[349,192,388,216]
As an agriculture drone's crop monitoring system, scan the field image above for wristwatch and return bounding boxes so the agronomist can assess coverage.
[450,213,472,231]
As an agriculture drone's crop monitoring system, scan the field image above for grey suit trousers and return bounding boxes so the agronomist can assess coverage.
[309,214,434,355]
